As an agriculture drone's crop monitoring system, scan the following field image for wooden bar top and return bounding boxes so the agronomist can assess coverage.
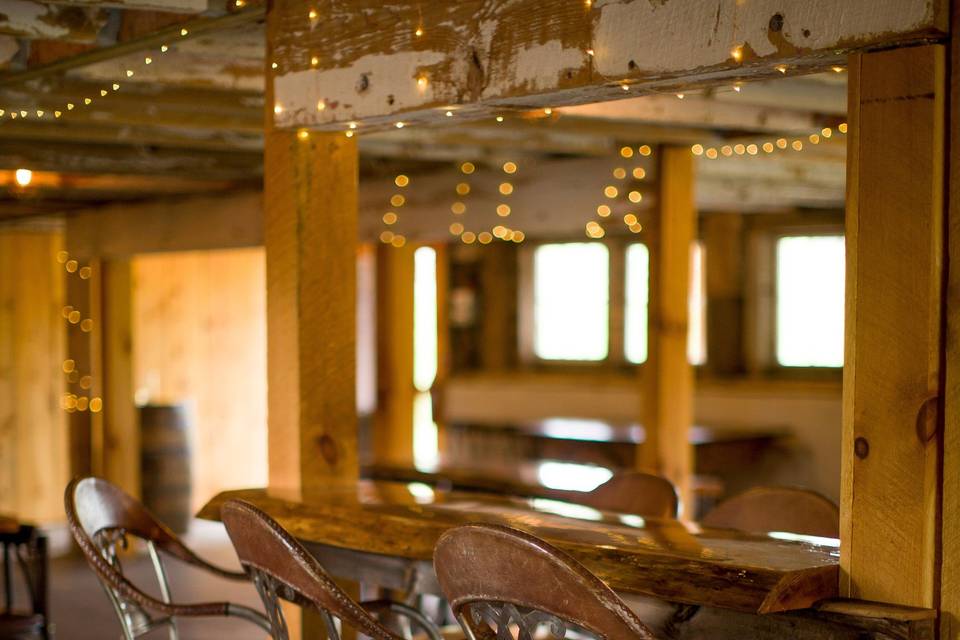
[198,481,838,615]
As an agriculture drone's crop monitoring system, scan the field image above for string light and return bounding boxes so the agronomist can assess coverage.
[730,45,744,63]
[14,168,32,186]
[776,64,787,74]
[694,124,847,160]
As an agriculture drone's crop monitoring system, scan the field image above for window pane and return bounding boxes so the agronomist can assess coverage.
[413,247,438,391]
[624,244,649,364]
[626,242,706,365]
[534,243,609,361]
[776,235,845,367]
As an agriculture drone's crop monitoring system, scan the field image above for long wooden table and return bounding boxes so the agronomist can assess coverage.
[199,483,937,639]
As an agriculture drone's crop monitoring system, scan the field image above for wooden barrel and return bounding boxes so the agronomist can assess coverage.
[139,404,193,534]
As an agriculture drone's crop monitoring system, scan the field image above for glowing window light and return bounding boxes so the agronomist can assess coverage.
[775,235,845,367]
[533,243,609,361]
[537,461,613,492]
[413,247,438,392]
[624,243,650,364]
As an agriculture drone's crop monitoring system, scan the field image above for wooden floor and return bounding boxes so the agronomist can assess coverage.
[23,521,266,639]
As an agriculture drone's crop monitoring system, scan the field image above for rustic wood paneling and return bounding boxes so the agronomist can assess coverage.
[841,44,946,608]
[0,229,69,523]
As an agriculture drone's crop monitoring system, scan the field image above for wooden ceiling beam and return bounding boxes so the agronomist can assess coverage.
[42,0,209,13]
[0,0,107,42]
[268,0,945,132]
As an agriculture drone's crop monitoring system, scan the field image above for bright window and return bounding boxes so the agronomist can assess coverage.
[624,244,650,364]
[533,243,609,361]
[412,247,439,470]
[775,235,845,367]
[625,242,705,365]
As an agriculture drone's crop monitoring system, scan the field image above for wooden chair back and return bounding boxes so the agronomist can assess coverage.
[221,499,441,640]
[577,472,679,518]
[434,523,656,640]
[701,486,839,538]
[64,477,268,639]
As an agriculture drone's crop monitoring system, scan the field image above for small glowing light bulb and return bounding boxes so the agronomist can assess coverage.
[161,45,169,52]
[415,26,423,37]
[445,110,453,117]
[776,64,787,73]
[126,69,134,77]
[395,121,405,128]
[731,45,744,62]
[145,56,152,64]
[15,168,32,187]
[180,28,189,36]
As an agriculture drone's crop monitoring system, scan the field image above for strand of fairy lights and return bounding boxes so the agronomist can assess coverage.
[55,250,103,415]
[691,122,847,160]
[379,174,409,247]
[585,144,651,239]
[446,161,525,245]
[0,29,190,123]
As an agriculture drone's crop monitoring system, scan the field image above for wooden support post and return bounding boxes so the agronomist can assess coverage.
[101,260,138,497]
[841,45,946,608]
[640,147,696,514]
[702,213,745,376]
[374,243,415,467]
[940,3,960,635]
[264,128,360,496]
[479,244,518,372]
[0,228,69,523]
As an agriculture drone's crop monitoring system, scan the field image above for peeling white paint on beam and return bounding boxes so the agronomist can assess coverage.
[0,0,83,40]
[43,0,207,13]
[592,0,942,77]
[271,0,945,130]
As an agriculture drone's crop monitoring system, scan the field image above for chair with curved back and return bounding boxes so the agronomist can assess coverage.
[64,477,269,639]
[434,523,657,640]
[576,471,679,518]
[221,499,442,640]
[701,486,839,538]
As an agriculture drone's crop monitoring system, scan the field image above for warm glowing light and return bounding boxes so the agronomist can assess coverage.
[603,185,618,198]
[596,204,611,217]
[502,161,518,174]
[345,131,354,137]
[451,202,466,215]
[89,397,103,413]
[348,122,358,129]
[496,204,511,217]
[80,319,93,333]
[499,182,513,195]
[274,104,283,114]
[79,266,92,279]
[838,123,848,134]
[586,48,595,56]
[161,45,169,52]
[112,83,120,91]
[308,9,318,19]
[543,108,553,115]
[84,99,91,105]
[619,146,633,158]
[271,62,278,69]
[691,144,704,155]
[390,194,406,207]
[417,75,428,89]
[776,138,788,149]
[763,142,775,153]
[460,162,475,174]
[126,69,134,77]
[449,222,464,235]
[620,84,629,91]
[478,232,493,244]
[776,64,787,74]
[311,56,319,67]
[632,167,646,179]
[145,56,152,64]
[62,359,75,373]
[734,143,745,155]
[14,168,32,187]
[391,235,406,248]
[316,99,326,111]
[180,28,189,36]
[809,133,820,144]
[612,167,626,179]
[65,260,78,273]
[629,222,643,233]
[495,115,504,122]
[512,231,525,243]
[721,145,733,156]
[676,93,685,99]
[792,140,803,151]
[455,182,470,196]
[623,213,638,226]
[832,65,844,73]
[461,231,477,244]
[730,45,743,62]
[395,121,405,128]
[705,148,718,159]
[445,110,453,117]
[395,174,409,187]
[821,127,832,138]
[382,212,398,225]
[297,129,309,140]
[379,231,395,243]
[747,143,758,155]
[415,26,423,37]
[628,190,642,203]
[585,221,604,238]
[638,145,651,156]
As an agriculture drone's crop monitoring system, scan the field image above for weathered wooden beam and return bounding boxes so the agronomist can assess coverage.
[269,0,946,131]
[44,0,208,14]
[0,0,107,42]
[841,44,946,608]
[639,146,696,513]
[0,4,263,86]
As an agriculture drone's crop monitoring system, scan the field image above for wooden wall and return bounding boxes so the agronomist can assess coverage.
[132,247,267,512]
[0,227,69,524]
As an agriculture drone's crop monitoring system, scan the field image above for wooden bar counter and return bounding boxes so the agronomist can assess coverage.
[200,480,835,614]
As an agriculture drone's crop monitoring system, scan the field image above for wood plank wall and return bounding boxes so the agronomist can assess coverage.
[0,228,69,523]
[132,248,268,512]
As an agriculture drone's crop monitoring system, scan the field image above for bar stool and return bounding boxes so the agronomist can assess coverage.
[220,499,442,640]
[701,486,839,538]
[577,472,679,518]
[0,519,49,639]
[434,523,657,640]
[64,477,270,639]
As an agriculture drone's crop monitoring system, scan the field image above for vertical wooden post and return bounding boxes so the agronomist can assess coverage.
[842,45,945,608]
[702,213,744,376]
[640,146,696,514]
[479,244,518,372]
[264,127,360,495]
[101,260,138,496]
[374,243,415,467]
[939,5,960,635]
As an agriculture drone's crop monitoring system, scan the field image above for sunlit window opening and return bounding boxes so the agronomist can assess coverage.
[687,242,707,366]
[776,235,845,367]
[533,243,609,361]
[624,243,650,364]
[413,247,439,470]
